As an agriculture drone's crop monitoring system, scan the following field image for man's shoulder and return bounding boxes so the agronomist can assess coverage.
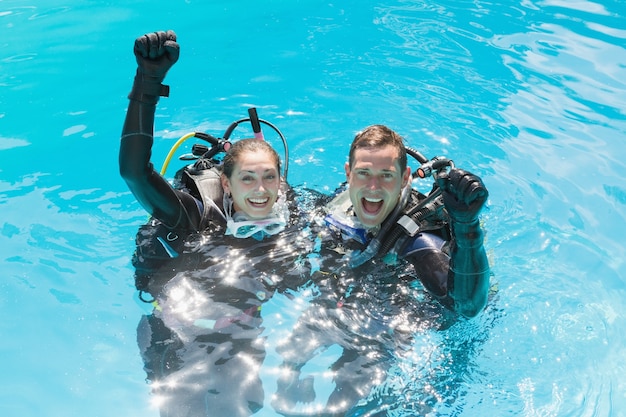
[402,232,448,258]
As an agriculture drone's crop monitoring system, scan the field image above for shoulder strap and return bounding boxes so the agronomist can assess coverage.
[377,188,450,258]
[179,164,226,230]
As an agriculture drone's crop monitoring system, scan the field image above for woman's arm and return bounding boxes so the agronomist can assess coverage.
[119,30,201,230]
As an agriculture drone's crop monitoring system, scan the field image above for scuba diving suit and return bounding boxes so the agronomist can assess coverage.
[119,88,234,294]
[121,103,306,417]
[119,31,308,417]
[272,186,458,416]
[272,177,490,416]
[322,165,491,316]
[323,184,456,304]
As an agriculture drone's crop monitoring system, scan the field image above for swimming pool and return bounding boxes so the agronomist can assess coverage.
[2,0,625,416]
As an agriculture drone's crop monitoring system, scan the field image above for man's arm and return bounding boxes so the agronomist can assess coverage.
[404,169,490,317]
[442,168,490,317]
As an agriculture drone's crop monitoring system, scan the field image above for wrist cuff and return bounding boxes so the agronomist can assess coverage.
[128,71,170,104]
[451,220,484,248]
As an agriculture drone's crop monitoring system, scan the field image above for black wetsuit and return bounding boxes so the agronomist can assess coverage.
[120,99,212,232]
[272,189,489,416]
[120,97,313,416]
[136,226,312,417]
[120,30,333,417]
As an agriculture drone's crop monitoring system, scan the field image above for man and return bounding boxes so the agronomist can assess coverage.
[272,124,490,416]
[338,124,490,317]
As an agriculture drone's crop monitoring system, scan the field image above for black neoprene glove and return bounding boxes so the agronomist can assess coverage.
[128,30,180,105]
[442,168,488,225]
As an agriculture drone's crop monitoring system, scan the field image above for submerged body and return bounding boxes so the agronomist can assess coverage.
[273,189,459,416]
[137,224,312,417]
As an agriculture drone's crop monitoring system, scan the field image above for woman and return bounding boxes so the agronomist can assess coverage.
[119,30,307,417]
[119,30,287,237]
[119,29,294,286]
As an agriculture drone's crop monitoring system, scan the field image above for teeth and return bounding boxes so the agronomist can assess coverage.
[364,197,382,203]
[249,197,268,204]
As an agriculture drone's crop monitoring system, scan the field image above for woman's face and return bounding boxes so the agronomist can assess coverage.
[221,149,280,219]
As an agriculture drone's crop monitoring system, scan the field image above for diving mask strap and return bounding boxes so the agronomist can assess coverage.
[222,192,288,239]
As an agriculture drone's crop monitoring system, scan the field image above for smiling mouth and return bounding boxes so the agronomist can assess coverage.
[361,197,383,215]
[248,197,270,207]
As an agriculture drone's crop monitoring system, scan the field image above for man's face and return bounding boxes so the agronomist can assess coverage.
[345,145,411,228]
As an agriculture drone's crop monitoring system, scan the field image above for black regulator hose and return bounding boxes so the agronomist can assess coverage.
[377,188,444,255]
[222,108,290,179]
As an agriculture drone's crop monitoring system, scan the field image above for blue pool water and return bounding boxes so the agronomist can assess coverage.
[2,1,626,416]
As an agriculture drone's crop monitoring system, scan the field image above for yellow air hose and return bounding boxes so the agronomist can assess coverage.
[160,132,196,176]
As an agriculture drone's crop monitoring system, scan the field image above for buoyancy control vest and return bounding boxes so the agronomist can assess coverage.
[325,182,451,268]
[133,162,226,294]
[132,107,292,296]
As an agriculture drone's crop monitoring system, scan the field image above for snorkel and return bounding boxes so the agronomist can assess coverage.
[248,107,265,140]
[223,108,289,179]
